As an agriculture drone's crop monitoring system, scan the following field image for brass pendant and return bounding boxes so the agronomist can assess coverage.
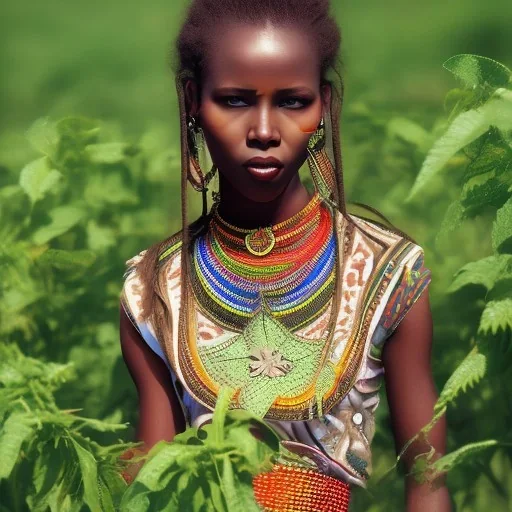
[245,227,276,256]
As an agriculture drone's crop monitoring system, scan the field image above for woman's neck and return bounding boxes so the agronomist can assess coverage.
[216,174,312,229]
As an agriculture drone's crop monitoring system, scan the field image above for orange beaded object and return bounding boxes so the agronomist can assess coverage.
[253,464,351,512]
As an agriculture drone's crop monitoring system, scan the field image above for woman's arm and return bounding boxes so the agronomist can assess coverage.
[382,290,453,512]
[119,303,186,482]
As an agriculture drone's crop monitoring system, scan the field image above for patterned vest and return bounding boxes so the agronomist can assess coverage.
[121,211,431,489]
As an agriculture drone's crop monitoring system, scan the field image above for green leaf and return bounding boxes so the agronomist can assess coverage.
[210,387,236,447]
[460,170,511,215]
[31,206,85,244]
[434,347,486,415]
[492,197,512,252]
[479,299,512,335]
[87,219,116,252]
[30,441,67,511]
[430,439,498,474]
[127,441,191,493]
[56,117,100,145]
[386,117,431,150]
[0,412,36,479]
[443,54,512,89]
[85,143,132,164]
[38,248,97,271]
[436,200,465,242]
[19,157,62,204]
[221,456,240,511]
[84,172,139,206]
[208,479,227,512]
[26,117,60,159]
[407,89,512,201]
[69,437,102,511]
[448,255,512,293]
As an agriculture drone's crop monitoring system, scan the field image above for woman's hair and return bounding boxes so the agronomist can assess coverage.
[173,0,342,88]
[133,0,417,340]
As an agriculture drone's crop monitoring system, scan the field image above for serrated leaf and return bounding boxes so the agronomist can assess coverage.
[492,196,512,252]
[407,89,512,201]
[460,171,511,214]
[434,347,486,414]
[127,441,191,493]
[436,200,465,242]
[0,412,36,479]
[69,437,102,511]
[31,206,85,245]
[478,299,512,335]
[26,117,60,158]
[430,439,498,474]
[443,54,511,89]
[448,255,512,293]
[19,157,62,204]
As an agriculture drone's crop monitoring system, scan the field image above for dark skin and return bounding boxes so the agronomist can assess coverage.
[120,21,451,510]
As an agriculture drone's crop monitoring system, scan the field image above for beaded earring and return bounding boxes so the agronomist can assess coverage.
[187,115,218,217]
[306,115,337,207]
[186,115,217,192]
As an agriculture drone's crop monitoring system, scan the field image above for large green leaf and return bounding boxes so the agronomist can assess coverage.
[492,197,512,252]
[0,412,36,479]
[407,88,512,201]
[448,255,512,293]
[19,157,62,204]
[434,347,486,414]
[443,54,512,89]
[479,299,512,335]
[69,437,102,511]
[430,439,498,474]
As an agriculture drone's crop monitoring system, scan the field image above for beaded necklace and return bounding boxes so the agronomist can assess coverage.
[190,193,336,332]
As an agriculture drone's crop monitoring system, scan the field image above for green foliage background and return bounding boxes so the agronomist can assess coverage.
[1,1,512,510]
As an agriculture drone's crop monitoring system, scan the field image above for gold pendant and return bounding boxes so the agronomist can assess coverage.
[245,227,276,256]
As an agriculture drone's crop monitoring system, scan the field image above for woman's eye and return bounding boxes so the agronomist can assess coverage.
[280,97,311,109]
[223,96,248,107]
[220,96,311,109]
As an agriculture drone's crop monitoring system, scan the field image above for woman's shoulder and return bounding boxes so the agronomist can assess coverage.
[344,211,429,271]
[121,229,184,326]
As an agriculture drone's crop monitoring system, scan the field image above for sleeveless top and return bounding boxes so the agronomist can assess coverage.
[120,210,431,489]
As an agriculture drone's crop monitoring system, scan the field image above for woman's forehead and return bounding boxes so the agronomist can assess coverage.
[203,23,319,89]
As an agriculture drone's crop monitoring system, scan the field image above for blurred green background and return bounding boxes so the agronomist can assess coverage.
[1,1,512,511]
[2,0,510,135]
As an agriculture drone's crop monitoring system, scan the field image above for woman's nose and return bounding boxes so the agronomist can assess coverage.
[247,106,280,147]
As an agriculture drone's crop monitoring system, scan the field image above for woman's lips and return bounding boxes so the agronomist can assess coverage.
[244,165,283,181]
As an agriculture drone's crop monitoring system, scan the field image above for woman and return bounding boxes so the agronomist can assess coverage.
[120,0,451,510]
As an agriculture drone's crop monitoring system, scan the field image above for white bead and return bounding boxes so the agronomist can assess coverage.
[352,412,363,425]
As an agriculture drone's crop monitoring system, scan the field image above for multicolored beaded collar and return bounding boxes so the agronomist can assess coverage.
[189,192,336,332]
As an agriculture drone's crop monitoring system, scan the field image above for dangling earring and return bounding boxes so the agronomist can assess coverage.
[187,115,217,192]
[306,115,337,205]
[307,117,325,151]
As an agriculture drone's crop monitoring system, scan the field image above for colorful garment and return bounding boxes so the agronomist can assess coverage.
[121,199,432,496]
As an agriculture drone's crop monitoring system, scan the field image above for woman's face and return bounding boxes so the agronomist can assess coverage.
[186,21,330,203]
